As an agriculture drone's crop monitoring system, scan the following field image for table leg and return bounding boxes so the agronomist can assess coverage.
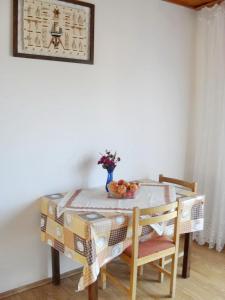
[51,247,60,285]
[88,279,98,300]
[182,232,192,278]
[51,246,98,298]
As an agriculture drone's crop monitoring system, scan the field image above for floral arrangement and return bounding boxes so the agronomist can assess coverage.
[97,150,121,172]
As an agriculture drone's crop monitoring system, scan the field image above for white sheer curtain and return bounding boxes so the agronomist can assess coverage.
[192,3,225,251]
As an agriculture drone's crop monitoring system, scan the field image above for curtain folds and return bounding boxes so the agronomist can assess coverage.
[192,3,225,251]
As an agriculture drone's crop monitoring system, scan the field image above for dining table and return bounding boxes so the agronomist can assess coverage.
[40,181,204,300]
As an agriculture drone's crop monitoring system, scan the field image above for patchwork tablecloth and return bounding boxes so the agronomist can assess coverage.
[40,185,204,291]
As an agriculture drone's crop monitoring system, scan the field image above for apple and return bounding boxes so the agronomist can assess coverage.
[118,179,125,185]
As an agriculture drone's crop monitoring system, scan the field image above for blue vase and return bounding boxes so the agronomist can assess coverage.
[106,169,114,192]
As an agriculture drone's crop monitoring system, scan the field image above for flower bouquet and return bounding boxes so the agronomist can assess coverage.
[98,150,121,192]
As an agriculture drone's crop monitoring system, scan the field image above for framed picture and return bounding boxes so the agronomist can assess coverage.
[13,0,95,64]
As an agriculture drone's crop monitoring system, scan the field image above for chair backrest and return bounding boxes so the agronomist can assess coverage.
[131,201,181,259]
[159,174,197,193]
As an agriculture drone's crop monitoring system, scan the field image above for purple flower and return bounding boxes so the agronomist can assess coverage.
[97,150,120,171]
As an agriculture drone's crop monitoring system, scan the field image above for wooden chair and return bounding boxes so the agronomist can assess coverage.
[158,174,197,280]
[101,201,181,299]
[159,174,197,194]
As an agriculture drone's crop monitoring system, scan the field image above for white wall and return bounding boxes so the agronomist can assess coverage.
[0,0,195,293]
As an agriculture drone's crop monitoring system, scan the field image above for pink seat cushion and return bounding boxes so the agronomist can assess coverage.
[124,236,175,258]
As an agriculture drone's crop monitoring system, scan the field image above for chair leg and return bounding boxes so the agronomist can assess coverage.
[170,254,178,298]
[158,258,165,283]
[138,266,144,278]
[100,265,107,290]
[130,263,138,300]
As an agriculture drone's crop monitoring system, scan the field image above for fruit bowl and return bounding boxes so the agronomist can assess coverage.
[107,180,140,199]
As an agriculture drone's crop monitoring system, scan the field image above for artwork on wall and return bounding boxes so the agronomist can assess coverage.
[13,0,95,64]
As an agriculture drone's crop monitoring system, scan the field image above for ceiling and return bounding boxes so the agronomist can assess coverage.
[163,0,224,9]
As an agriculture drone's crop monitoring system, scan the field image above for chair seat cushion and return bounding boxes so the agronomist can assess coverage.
[124,236,175,258]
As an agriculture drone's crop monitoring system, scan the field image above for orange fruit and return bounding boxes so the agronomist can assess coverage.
[130,183,138,192]
[117,185,127,195]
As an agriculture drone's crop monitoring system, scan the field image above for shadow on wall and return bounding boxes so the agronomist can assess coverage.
[76,156,96,188]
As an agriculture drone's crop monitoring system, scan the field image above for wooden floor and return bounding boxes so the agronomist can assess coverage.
[4,243,225,300]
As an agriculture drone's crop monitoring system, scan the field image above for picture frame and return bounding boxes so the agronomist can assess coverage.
[13,0,95,64]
